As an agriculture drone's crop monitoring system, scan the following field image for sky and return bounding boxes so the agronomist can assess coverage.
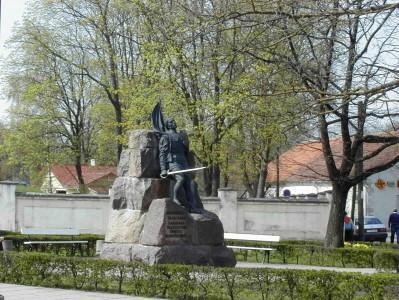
[0,0,28,119]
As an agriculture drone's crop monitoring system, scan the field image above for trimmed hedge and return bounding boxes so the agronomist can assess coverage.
[226,240,399,270]
[1,252,399,299]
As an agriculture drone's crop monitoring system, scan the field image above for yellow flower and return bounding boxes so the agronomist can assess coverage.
[352,243,370,249]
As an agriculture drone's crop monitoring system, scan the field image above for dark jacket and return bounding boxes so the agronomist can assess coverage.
[159,131,188,172]
[388,212,399,228]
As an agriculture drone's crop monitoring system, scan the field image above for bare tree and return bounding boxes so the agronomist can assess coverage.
[237,0,399,247]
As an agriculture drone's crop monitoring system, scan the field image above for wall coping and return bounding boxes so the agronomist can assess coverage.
[16,192,110,201]
[201,197,219,202]
[0,181,21,186]
[218,187,235,191]
[239,198,330,204]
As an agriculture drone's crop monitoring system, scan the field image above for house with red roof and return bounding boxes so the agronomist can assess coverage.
[267,136,399,227]
[41,164,117,194]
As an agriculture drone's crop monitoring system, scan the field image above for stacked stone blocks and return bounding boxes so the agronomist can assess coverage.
[101,129,235,267]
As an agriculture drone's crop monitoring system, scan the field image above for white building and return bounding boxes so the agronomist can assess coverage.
[41,165,117,194]
[267,137,399,227]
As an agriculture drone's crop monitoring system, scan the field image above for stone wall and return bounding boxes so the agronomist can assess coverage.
[15,192,110,234]
[1,182,331,239]
[0,182,18,231]
[205,191,331,240]
[236,196,331,240]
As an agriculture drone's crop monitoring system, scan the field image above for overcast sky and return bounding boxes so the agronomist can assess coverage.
[0,0,28,119]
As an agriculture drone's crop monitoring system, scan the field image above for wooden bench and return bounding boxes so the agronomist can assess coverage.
[224,233,280,263]
[21,228,88,256]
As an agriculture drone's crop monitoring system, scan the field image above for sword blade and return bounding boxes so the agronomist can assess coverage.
[167,166,206,175]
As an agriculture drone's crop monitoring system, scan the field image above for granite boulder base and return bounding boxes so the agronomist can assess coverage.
[101,243,236,267]
[101,198,236,267]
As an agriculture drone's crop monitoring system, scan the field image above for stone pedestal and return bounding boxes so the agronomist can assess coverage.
[101,243,235,267]
[101,129,236,267]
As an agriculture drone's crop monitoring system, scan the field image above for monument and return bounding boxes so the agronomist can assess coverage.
[100,104,236,266]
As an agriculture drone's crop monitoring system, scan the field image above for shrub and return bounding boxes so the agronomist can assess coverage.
[226,240,399,270]
[1,252,399,299]
[374,250,399,273]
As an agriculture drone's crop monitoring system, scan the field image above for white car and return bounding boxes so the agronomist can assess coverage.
[354,216,388,242]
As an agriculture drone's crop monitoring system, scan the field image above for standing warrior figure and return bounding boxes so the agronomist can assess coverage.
[152,104,203,213]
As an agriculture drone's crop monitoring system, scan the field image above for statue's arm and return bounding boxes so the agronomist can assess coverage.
[159,135,169,177]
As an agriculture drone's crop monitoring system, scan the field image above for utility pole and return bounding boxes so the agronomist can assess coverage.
[276,148,280,198]
[356,102,365,241]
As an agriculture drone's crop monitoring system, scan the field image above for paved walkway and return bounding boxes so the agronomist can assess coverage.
[236,261,378,274]
[0,283,151,300]
[0,262,380,299]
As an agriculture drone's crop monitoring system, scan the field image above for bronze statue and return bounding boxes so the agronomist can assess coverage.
[152,104,203,213]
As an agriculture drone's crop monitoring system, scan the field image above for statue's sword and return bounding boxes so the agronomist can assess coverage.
[167,166,207,175]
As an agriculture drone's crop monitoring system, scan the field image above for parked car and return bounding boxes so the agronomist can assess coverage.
[353,216,387,242]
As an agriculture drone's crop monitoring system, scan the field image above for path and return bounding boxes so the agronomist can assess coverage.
[236,261,378,274]
[0,283,151,300]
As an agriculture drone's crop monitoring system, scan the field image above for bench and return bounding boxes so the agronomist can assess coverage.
[224,233,280,263]
[21,228,88,256]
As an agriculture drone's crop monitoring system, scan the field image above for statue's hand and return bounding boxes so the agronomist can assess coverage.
[160,170,168,178]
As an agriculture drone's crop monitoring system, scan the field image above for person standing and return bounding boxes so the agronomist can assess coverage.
[344,212,354,242]
[388,209,399,243]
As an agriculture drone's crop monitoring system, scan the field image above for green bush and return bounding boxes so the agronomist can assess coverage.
[4,233,399,270]
[226,240,399,270]
[374,250,399,273]
[1,252,399,299]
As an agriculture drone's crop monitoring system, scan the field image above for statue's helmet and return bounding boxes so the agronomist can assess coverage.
[165,118,177,130]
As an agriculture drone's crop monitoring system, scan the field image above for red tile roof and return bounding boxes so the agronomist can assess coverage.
[267,133,399,183]
[51,165,117,188]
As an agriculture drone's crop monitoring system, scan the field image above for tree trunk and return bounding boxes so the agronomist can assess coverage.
[75,154,86,194]
[357,182,365,241]
[203,167,212,196]
[355,102,365,240]
[114,103,123,161]
[275,150,280,198]
[211,164,220,196]
[256,160,267,198]
[351,185,356,221]
[223,171,229,187]
[324,183,350,248]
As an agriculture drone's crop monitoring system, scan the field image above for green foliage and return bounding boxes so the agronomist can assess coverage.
[226,240,399,271]
[89,101,119,165]
[4,232,399,272]
[1,252,399,299]
[0,114,69,185]
[15,185,42,193]
[374,250,399,273]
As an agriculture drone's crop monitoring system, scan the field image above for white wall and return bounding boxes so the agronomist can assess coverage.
[202,191,332,240]
[41,172,66,193]
[15,193,110,234]
[236,199,330,240]
[267,181,332,197]
[364,163,399,227]
[1,182,331,240]
[0,181,18,231]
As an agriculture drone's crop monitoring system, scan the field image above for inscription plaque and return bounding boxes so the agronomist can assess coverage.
[165,213,187,240]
